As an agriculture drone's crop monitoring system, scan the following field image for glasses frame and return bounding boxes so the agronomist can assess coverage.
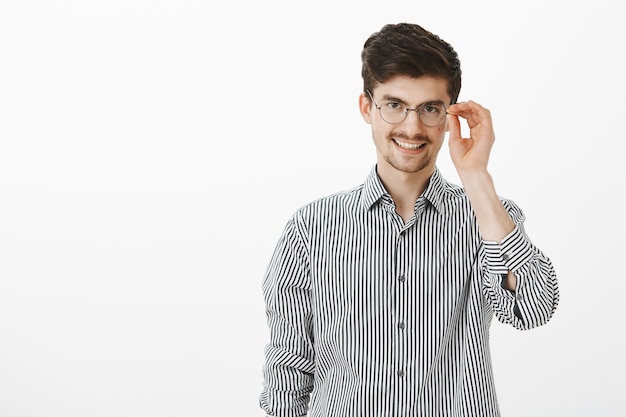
[366,90,448,127]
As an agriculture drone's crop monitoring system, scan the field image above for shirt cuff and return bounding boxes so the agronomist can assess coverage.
[483,226,534,275]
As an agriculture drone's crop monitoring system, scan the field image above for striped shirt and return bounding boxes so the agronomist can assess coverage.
[260,166,559,417]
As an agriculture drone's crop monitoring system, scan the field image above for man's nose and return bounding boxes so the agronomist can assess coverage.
[400,108,424,131]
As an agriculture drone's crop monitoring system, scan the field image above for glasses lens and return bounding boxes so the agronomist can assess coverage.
[379,101,407,124]
[419,103,446,126]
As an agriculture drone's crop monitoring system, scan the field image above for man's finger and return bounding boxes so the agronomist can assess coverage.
[447,113,462,141]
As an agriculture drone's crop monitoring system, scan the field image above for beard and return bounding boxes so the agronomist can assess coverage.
[384,151,433,174]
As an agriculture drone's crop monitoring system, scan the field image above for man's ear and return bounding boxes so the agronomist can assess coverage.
[358,93,373,124]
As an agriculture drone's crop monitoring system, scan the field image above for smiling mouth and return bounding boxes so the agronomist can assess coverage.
[394,139,426,151]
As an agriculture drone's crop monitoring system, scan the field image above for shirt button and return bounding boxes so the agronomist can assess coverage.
[398,322,405,330]
[397,370,405,377]
[398,275,406,282]
[502,253,510,261]
[516,293,524,301]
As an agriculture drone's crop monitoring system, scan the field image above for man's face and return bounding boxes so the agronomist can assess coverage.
[359,75,451,178]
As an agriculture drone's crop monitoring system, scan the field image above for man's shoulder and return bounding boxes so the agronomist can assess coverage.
[296,183,365,215]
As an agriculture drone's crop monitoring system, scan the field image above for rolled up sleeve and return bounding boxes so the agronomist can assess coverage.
[482,207,559,330]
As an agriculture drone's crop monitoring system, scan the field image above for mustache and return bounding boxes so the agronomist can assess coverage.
[390,131,431,143]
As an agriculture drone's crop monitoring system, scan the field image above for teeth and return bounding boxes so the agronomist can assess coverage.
[395,140,424,150]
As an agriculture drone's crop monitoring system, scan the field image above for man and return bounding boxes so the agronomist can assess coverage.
[259,22,559,417]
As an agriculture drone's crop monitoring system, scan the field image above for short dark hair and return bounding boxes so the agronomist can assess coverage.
[361,23,462,104]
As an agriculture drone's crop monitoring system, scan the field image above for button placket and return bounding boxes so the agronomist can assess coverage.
[394,227,409,395]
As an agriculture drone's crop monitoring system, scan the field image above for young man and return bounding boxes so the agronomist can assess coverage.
[260,23,559,417]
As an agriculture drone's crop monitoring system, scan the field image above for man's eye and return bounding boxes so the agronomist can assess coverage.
[423,104,444,114]
[384,101,404,112]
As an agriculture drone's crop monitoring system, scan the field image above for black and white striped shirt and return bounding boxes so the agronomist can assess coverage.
[260,166,559,417]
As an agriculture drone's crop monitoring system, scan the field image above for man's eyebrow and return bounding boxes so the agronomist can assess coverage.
[380,94,407,103]
[380,95,445,106]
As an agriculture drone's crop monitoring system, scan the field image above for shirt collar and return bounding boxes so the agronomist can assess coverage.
[361,165,447,213]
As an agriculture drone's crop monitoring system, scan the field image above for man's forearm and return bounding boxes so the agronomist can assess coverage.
[459,169,517,290]
[458,169,515,242]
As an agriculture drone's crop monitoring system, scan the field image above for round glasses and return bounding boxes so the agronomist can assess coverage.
[367,90,447,127]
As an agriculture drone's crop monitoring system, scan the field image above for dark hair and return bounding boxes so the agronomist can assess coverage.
[361,23,462,104]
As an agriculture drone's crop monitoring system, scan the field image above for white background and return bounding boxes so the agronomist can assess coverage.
[1,1,624,416]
